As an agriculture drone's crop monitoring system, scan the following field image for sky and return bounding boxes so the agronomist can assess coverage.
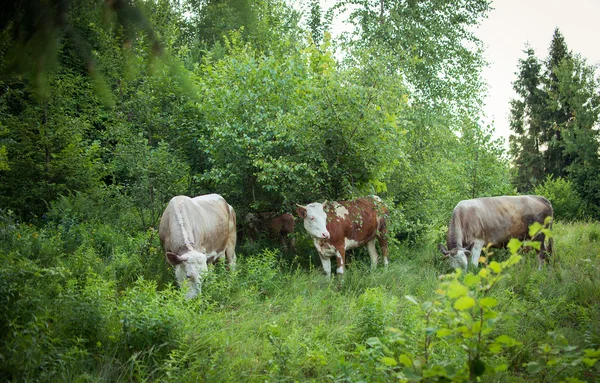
[321,0,600,145]
[475,0,600,143]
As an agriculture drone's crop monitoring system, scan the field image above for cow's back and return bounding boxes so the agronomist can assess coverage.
[160,194,235,255]
[326,197,387,248]
[449,195,553,247]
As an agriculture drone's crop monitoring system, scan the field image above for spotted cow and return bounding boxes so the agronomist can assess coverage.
[296,196,389,276]
[159,194,236,298]
[438,195,554,271]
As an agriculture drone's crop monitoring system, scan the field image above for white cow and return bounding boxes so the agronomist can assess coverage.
[159,194,236,298]
[439,195,554,271]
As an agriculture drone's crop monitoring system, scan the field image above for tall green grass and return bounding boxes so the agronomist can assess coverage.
[0,219,599,382]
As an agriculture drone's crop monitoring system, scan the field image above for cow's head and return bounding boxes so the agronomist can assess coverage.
[438,244,470,271]
[166,249,208,299]
[296,203,330,239]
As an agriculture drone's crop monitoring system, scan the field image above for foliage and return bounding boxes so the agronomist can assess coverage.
[509,29,600,213]
[534,176,585,221]
[355,287,398,341]
[335,0,491,119]
[2,202,600,381]
[1,2,600,382]
[193,34,408,212]
[354,254,524,382]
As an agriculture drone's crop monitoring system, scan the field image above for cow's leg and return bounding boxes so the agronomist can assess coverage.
[319,253,332,277]
[225,238,237,271]
[367,240,379,269]
[536,232,549,270]
[470,240,485,267]
[377,234,389,267]
[280,235,288,251]
[335,246,346,275]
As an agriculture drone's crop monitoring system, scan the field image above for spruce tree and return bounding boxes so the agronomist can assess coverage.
[509,47,545,191]
[543,28,573,178]
[509,28,600,213]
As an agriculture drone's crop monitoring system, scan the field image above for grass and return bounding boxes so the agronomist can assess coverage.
[0,221,599,382]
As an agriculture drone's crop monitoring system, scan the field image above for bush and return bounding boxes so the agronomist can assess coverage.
[53,274,118,348]
[355,287,397,341]
[534,176,585,221]
[118,278,189,361]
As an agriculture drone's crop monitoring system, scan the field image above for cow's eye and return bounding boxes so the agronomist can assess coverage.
[310,216,315,221]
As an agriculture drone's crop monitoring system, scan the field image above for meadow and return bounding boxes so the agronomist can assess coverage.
[1,210,599,382]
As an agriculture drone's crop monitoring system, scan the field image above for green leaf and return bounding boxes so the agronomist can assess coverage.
[447,281,468,298]
[503,254,522,267]
[399,354,412,367]
[529,221,543,237]
[582,358,598,367]
[526,361,543,374]
[507,238,523,254]
[495,364,508,372]
[524,240,541,250]
[436,328,453,337]
[464,274,481,287]
[454,296,475,310]
[495,335,520,346]
[584,349,600,358]
[479,297,498,307]
[488,261,502,273]
[381,357,397,367]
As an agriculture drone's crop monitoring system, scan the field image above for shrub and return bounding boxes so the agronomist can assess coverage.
[534,176,585,221]
[53,274,118,348]
[118,278,188,361]
[355,287,398,341]
[238,248,281,298]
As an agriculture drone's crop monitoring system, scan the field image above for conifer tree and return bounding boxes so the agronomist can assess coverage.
[509,28,600,213]
[509,47,545,191]
[543,28,573,178]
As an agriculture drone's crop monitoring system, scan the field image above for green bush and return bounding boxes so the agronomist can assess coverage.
[534,176,585,221]
[118,278,189,361]
[355,287,398,341]
[54,274,118,348]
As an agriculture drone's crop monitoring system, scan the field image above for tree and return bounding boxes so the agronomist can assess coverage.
[553,56,600,215]
[335,0,491,122]
[0,0,161,94]
[190,35,408,215]
[543,28,573,179]
[509,28,600,214]
[509,47,545,191]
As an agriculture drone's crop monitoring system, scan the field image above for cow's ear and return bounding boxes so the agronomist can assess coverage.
[166,251,184,265]
[438,243,449,256]
[296,204,307,219]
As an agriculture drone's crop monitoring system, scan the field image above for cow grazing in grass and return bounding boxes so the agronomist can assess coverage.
[159,194,236,298]
[245,212,296,251]
[438,195,554,271]
[296,196,389,276]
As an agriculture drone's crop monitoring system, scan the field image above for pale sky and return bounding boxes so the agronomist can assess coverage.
[322,0,600,146]
[476,0,600,143]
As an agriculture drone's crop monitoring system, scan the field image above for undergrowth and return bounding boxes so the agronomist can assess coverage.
[1,217,599,382]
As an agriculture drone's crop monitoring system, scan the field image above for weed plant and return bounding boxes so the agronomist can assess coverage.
[1,214,599,382]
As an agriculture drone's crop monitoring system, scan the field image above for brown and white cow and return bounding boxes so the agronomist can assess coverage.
[296,196,389,276]
[245,212,296,251]
[159,194,236,298]
[438,195,554,271]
